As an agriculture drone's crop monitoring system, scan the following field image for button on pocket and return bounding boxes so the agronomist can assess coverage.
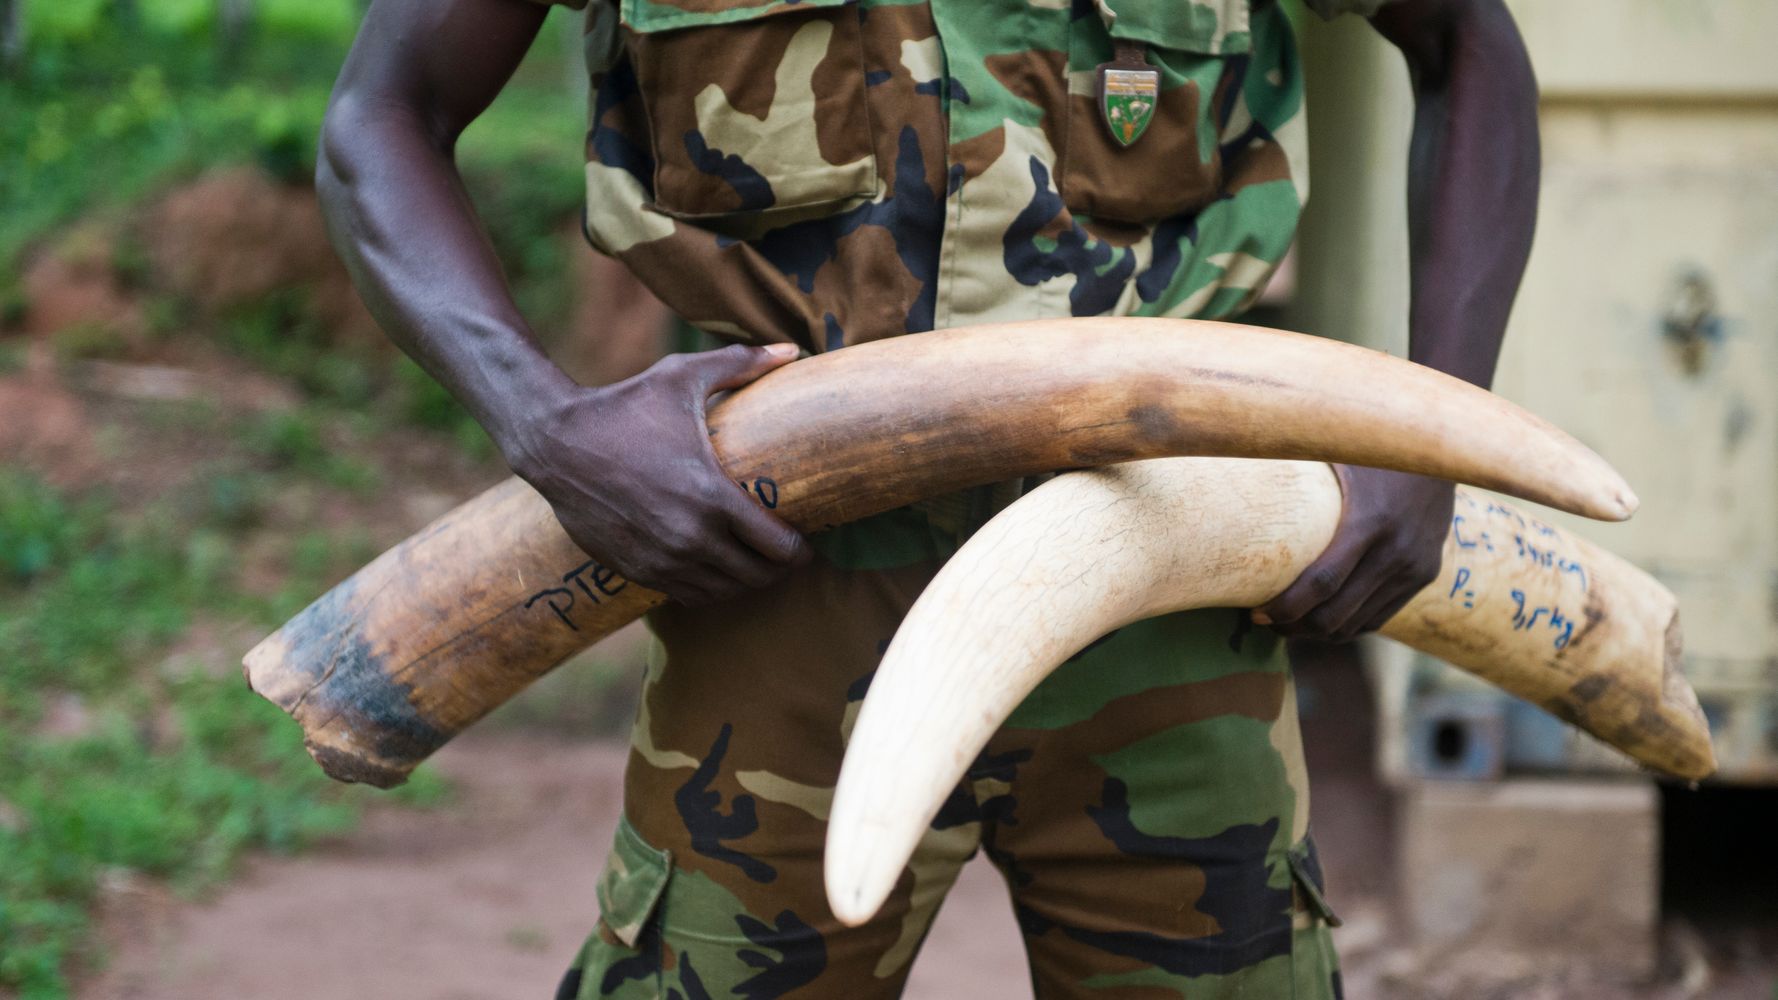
[621,0,879,220]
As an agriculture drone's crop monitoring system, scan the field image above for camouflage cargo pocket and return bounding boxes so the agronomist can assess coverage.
[620,0,880,220]
[571,815,672,999]
[1287,836,1345,1000]
[1060,0,1252,224]
[577,814,832,998]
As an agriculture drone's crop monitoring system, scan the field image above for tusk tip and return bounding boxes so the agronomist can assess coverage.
[825,875,886,928]
[1578,484,1638,522]
[824,834,896,927]
[831,897,873,928]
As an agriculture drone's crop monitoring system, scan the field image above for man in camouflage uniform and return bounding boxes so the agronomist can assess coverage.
[317,0,1541,995]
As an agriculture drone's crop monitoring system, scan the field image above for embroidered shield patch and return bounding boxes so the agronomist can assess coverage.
[1098,65,1161,148]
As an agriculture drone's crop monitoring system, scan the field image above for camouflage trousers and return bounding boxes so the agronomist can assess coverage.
[558,493,1344,999]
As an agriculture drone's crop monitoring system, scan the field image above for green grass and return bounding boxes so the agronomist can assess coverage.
[0,472,444,1000]
[2,5,590,318]
[0,474,95,585]
[0,63,338,271]
[3,2,590,463]
[0,11,595,992]
[240,406,382,493]
[214,292,498,461]
[6,1,376,257]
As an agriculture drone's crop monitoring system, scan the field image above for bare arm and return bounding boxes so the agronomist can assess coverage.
[1261,0,1539,641]
[318,0,808,605]
[1377,0,1539,389]
[317,0,563,434]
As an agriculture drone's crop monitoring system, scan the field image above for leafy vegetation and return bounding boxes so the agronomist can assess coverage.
[0,465,447,991]
[0,468,446,999]
[2,0,589,336]
[0,2,603,995]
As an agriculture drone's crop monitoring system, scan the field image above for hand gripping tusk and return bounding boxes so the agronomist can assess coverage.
[244,319,1639,788]
[824,457,1710,927]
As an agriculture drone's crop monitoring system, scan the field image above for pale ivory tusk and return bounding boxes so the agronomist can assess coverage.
[824,457,1714,927]
[243,319,1639,788]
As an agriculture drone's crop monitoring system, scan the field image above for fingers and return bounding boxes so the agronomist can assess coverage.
[589,491,808,607]
[531,346,808,608]
[719,482,811,567]
[680,344,810,573]
[681,534,784,601]
[684,482,809,603]
[1337,584,1422,645]
[680,342,800,397]
[656,569,729,609]
[1269,545,1395,640]
[667,517,811,607]
[1256,531,1369,631]
[606,539,761,607]
[1259,537,1443,642]
[645,516,792,606]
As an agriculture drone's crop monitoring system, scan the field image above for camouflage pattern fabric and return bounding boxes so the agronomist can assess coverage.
[555,504,1343,999]
[560,0,1332,348]
[497,0,1399,994]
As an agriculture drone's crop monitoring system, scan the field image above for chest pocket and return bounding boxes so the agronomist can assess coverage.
[618,0,880,220]
[1061,0,1253,225]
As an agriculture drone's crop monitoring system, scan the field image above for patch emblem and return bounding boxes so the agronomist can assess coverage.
[1097,43,1160,148]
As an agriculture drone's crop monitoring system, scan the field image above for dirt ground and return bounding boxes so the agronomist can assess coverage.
[70,656,1778,1000]
[76,734,1030,1000]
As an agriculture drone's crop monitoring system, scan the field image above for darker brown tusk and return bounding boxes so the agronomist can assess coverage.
[243,318,1638,787]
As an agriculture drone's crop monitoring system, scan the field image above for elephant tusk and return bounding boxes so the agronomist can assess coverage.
[244,318,1639,788]
[824,457,1712,927]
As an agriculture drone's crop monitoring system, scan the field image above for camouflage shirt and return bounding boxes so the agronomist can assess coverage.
[536,0,1382,350]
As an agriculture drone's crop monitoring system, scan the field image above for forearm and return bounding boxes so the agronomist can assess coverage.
[317,103,574,457]
[1261,2,1539,640]
[311,0,807,604]
[1387,0,1540,390]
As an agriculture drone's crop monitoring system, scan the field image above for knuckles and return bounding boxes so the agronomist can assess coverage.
[656,524,706,559]
[1305,565,1346,599]
[1401,558,1442,590]
[1381,544,1443,591]
[653,353,694,379]
[1295,610,1342,639]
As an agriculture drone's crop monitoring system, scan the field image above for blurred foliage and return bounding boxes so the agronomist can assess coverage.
[0,2,604,995]
[2,0,589,340]
[0,469,445,999]
[1,0,586,505]
[1,52,336,266]
[455,84,591,329]
[241,406,382,492]
[215,290,499,459]
[0,473,93,584]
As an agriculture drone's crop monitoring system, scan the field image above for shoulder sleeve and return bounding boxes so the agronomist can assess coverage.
[1300,0,1397,20]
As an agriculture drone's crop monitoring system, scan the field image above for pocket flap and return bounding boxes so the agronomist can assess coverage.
[595,818,674,948]
[1094,0,1252,55]
[1286,838,1343,928]
[622,0,853,33]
